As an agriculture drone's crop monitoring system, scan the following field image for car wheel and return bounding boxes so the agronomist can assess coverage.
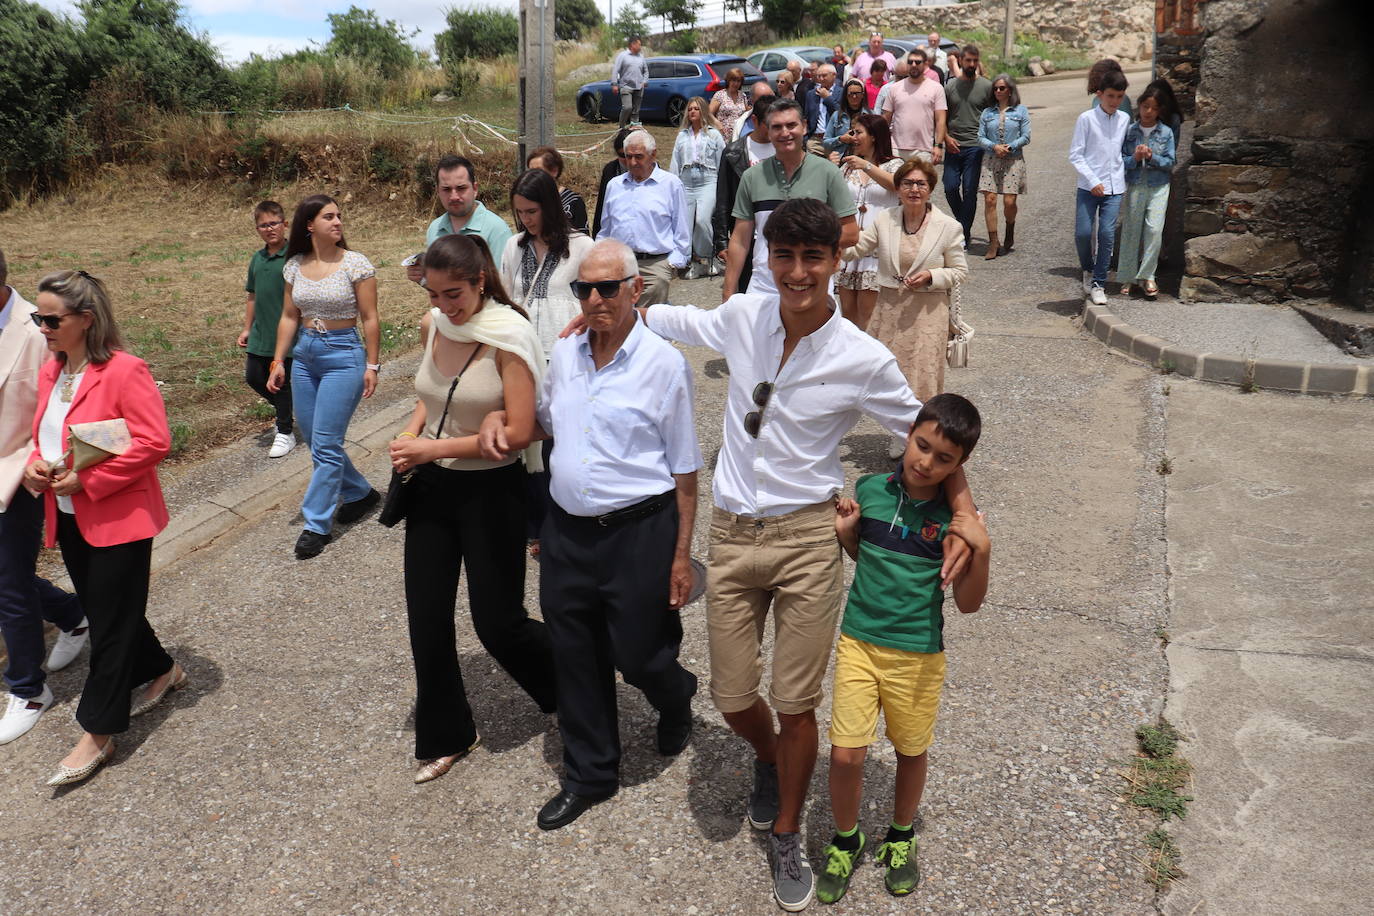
[579,93,602,123]
[667,96,687,127]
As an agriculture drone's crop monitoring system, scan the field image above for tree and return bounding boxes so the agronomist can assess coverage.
[77,0,226,110]
[325,6,420,78]
[805,0,847,32]
[645,0,698,33]
[759,0,797,38]
[435,5,519,64]
[725,0,756,23]
[0,0,87,184]
[555,0,603,41]
[609,3,648,43]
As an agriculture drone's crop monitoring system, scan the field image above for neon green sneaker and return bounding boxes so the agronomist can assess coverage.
[815,832,866,904]
[876,833,920,896]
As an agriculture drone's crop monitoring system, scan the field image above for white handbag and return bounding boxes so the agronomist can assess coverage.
[947,279,974,369]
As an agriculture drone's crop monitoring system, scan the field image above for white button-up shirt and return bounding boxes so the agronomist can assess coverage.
[0,286,15,331]
[538,315,702,517]
[646,294,919,517]
[1068,105,1130,194]
[598,165,692,269]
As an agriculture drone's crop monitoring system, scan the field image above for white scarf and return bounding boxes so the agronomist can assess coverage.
[430,300,546,472]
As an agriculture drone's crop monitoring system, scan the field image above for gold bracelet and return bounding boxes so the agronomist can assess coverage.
[397,431,417,439]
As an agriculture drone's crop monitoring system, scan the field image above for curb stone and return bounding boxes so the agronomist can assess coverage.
[1078,301,1371,397]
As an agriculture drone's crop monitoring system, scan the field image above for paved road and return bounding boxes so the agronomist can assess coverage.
[3,74,1368,915]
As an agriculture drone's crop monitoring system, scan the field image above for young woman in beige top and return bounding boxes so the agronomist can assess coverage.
[387,234,556,784]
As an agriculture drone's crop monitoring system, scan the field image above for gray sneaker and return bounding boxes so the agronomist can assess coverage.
[748,759,779,830]
[770,831,815,912]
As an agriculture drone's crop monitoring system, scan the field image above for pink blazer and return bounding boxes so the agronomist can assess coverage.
[28,350,171,548]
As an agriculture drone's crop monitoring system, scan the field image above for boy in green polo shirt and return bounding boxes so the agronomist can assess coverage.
[818,393,990,903]
[239,200,296,458]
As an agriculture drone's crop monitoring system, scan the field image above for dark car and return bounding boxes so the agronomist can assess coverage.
[576,54,767,126]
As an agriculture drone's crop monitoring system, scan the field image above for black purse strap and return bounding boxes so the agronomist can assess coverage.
[427,343,484,441]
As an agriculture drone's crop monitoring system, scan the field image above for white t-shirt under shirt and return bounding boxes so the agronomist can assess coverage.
[745,136,774,167]
[883,78,947,153]
[38,366,84,514]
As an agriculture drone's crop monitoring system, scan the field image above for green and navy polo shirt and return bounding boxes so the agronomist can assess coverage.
[842,471,952,654]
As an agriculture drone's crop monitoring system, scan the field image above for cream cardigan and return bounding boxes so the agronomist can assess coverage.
[841,204,969,292]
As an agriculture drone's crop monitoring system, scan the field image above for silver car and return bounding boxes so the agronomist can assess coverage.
[746,46,836,84]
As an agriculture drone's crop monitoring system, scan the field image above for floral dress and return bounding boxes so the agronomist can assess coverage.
[836,158,901,291]
[711,89,749,142]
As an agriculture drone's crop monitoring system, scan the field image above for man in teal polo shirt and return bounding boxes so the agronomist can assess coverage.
[239,200,296,458]
[406,155,513,284]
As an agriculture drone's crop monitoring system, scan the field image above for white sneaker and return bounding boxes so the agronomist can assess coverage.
[46,617,89,671]
[269,432,296,458]
[0,685,53,745]
[1090,285,1108,305]
[1083,271,1094,296]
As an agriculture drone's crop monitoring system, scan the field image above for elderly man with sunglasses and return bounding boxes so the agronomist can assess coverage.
[480,238,701,832]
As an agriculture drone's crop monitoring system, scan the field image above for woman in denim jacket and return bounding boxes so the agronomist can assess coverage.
[977,75,1030,259]
[1117,86,1177,298]
[825,79,870,157]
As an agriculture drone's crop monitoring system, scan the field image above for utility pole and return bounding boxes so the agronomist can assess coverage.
[1002,0,1015,61]
[519,0,557,171]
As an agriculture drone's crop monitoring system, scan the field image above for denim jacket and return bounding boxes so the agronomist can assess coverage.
[825,109,858,154]
[978,104,1031,154]
[1122,121,1176,186]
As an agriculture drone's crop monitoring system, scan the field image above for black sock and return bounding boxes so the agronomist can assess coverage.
[832,826,861,852]
[884,823,915,843]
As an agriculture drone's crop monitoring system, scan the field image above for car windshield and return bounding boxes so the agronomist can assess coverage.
[798,48,833,64]
[721,58,765,78]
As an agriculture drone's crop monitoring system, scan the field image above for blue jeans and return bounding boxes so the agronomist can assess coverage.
[679,166,717,260]
[0,487,83,698]
[1075,188,1124,288]
[291,328,373,534]
[943,145,985,239]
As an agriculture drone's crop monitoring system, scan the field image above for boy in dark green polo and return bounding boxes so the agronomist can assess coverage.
[818,393,990,903]
[239,201,295,457]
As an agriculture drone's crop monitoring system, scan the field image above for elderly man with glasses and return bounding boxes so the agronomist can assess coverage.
[597,129,691,305]
[480,238,702,832]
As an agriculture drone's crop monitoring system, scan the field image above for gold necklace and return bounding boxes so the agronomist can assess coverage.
[59,358,88,402]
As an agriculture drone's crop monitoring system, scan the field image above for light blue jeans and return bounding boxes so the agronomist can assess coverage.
[679,165,717,261]
[291,328,373,534]
[1075,188,1123,288]
[1117,182,1171,284]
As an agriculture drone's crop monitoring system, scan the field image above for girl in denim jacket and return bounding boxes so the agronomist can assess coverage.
[1118,87,1177,298]
[977,74,1031,258]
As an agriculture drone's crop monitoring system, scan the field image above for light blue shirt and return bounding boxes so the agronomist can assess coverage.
[538,315,702,516]
[0,287,15,332]
[597,165,692,269]
[426,201,514,262]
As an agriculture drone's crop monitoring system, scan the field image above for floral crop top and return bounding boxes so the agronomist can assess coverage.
[283,250,375,321]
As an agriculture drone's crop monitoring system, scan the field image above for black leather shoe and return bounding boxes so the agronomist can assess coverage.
[336,488,381,524]
[656,705,693,756]
[537,788,613,831]
[294,529,331,560]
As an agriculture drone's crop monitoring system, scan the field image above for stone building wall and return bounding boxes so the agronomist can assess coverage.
[1175,0,1374,307]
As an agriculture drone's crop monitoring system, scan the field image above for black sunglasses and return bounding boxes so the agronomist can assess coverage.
[569,276,635,300]
[30,312,73,330]
[743,381,774,438]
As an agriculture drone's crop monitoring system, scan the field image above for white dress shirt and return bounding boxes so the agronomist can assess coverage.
[1068,105,1130,194]
[597,166,692,269]
[0,286,15,331]
[645,294,919,517]
[538,315,702,516]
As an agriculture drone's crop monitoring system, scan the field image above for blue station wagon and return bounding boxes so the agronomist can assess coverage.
[576,54,768,125]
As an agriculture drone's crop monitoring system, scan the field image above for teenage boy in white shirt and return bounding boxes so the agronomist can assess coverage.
[1068,67,1130,304]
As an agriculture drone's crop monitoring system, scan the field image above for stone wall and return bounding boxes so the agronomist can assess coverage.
[1176,0,1374,307]
[689,21,774,53]
[850,0,1154,61]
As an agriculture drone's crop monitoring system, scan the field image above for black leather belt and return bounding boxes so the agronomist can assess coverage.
[634,251,668,260]
[592,491,673,527]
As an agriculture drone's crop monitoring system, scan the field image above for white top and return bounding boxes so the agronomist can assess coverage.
[538,316,702,517]
[645,294,919,517]
[499,232,595,357]
[0,287,15,331]
[283,250,376,321]
[745,136,775,166]
[1069,105,1130,194]
[38,367,83,514]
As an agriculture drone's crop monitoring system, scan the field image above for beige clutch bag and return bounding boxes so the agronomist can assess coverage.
[59,419,132,471]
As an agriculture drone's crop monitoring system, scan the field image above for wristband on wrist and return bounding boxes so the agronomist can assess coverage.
[397,431,417,439]
[366,363,381,373]
[270,359,283,372]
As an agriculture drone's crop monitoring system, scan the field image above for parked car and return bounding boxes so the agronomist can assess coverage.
[576,54,767,125]
[746,46,836,84]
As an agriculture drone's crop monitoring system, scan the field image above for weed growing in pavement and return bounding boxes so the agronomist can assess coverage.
[1156,456,1172,475]
[1162,383,1170,396]
[1153,626,1170,646]
[1240,359,1258,393]
[170,421,195,456]
[1156,358,1175,375]
[1120,718,1193,889]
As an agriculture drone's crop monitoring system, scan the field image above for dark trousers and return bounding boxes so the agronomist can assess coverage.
[245,353,294,434]
[0,488,83,698]
[525,438,554,541]
[403,461,556,760]
[541,499,698,796]
[57,512,171,735]
[943,145,985,239]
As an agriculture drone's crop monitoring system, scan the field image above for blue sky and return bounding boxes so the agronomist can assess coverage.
[37,0,620,64]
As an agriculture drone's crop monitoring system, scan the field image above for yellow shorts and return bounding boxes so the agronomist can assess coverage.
[828,634,945,757]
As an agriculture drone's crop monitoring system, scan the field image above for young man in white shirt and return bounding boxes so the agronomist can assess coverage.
[642,199,977,912]
[1068,68,1130,304]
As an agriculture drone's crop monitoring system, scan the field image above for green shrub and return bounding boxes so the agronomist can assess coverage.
[556,0,604,41]
[806,0,848,32]
[77,0,227,110]
[0,0,87,189]
[665,29,697,54]
[608,4,648,45]
[436,6,519,70]
[325,5,422,79]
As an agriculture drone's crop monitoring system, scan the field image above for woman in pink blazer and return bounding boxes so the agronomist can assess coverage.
[22,270,186,787]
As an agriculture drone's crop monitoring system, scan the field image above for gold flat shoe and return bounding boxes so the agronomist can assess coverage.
[131,663,189,717]
[47,737,115,787]
[414,735,482,784]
